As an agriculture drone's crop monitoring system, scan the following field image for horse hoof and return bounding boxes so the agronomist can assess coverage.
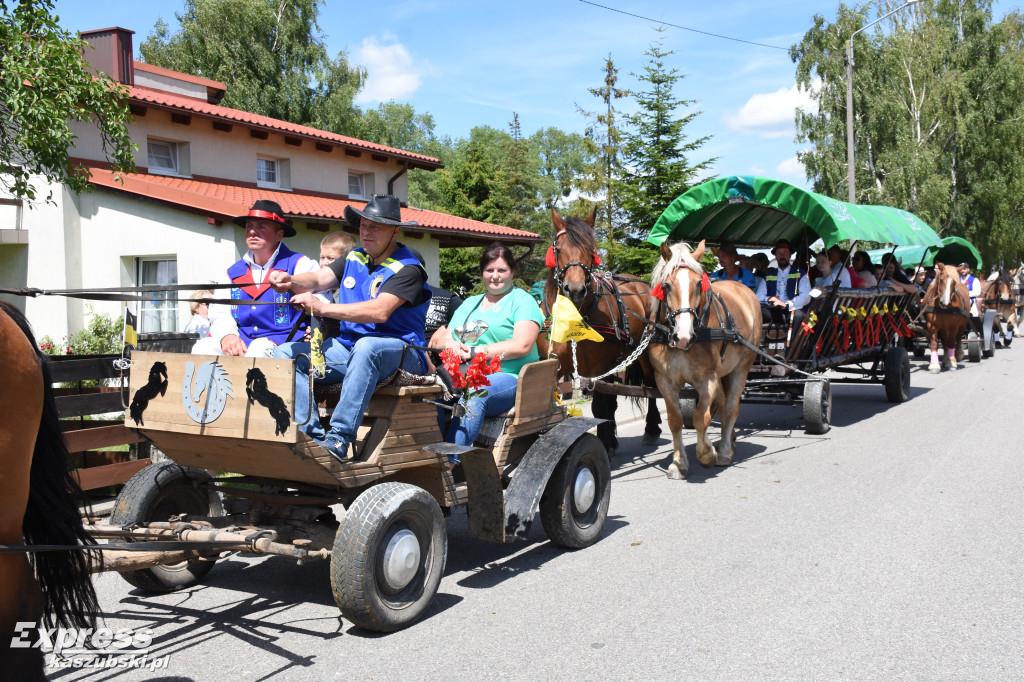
[928,363,941,374]
[606,447,616,459]
[666,468,685,480]
[641,433,661,446]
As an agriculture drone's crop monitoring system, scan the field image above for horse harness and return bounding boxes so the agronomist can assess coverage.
[654,271,744,360]
[921,280,971,319]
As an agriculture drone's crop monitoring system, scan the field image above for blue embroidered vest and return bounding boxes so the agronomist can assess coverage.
[336,245,431,351]
[227,243,305,345]
[765,267,805,299]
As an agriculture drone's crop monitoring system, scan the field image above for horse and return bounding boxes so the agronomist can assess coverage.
[982,270,1016,347]
[0,301,98,679]
[647,241,762,480]
[536,209,662,457]
[921,262,971,373]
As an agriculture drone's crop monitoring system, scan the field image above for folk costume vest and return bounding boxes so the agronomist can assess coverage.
[228,243,305,345]
[336,245,431,351]
[765,266,805,300]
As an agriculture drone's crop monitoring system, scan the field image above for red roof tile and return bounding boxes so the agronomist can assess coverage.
[85,167,541,245]
[128,85,442,169]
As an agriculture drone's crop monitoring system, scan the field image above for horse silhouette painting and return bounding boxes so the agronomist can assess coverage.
[648,241,762,480]
[0,301,98,679]
[129,361,168,425]
[246,368,290,436]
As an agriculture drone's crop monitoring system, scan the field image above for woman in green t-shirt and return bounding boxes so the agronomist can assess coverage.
[430,243,544,448]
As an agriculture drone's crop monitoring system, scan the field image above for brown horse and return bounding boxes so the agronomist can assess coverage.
[981,270,1015,347]
[0,301,98,679]
[648,241,762,480]
[536,210,662,456]
[922,262,971,373]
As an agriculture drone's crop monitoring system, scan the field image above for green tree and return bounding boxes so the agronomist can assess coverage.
[494,113,543,234]
[618,29,716,275]
[140,0,365,135]
[577,53,630,250]
[791,1,1024,266]
[0,0,135,203]
[530,127,591,216]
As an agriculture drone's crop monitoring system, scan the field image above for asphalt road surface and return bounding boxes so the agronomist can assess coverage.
[54,343,1022,681]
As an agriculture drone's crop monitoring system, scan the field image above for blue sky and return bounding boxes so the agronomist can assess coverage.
[56,0,1016,190]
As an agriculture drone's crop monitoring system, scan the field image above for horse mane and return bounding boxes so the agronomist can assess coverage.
[652,242,703,284]
[560,214,597,256]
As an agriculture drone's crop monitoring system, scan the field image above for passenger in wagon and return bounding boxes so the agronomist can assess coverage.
[712,242,766,299]
[879,254,917,293]
[270,195,431,463]
[430,243,543,451]
[791,249,852,311]
[758,238,806,327]
[851,251,878,288]
[192,200,320,358]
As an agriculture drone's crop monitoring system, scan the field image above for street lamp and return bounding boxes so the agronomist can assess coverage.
[845,0,922,203]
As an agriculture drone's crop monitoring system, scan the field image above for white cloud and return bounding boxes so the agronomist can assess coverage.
[775,156,806,180]
[353,34,429,104]
[721,81,819,139]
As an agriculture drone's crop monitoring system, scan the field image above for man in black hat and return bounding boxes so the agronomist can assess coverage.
[757,238,806,326]
[193,199,321,357]
[270,195,431,462]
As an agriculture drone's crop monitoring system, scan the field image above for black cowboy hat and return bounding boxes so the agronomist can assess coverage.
[344,194,419,229]
[232,199,295,238]
[771,238,793,255]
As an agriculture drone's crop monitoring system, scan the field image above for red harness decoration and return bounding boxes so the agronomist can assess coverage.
[545,245,557,268]
[700,271,710,292]
[651,282,665,301]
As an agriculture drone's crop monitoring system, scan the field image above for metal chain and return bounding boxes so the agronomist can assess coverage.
[570,327,655,381]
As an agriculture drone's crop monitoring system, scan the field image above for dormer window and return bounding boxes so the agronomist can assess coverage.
[147,139,186,176]
[348,172,374,199]
[257,156,290,190]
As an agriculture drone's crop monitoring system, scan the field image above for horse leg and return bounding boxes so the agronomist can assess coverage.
[652,367,687,480]
[693,379,718,468]
[592,391,618,458]
[640,359,662,445]
[715,372,744,466]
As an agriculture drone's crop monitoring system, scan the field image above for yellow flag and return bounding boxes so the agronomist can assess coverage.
[550,294,603,343]
[310,317,327,379]
[122,306,138,350]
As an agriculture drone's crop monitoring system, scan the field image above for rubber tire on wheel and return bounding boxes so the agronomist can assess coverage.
[679,396,697,429]
[967,338,982,363]
[331,482,447,632]
[803,380,831,434]
[539,434,611,549]
[108,462,223,592]
[883,346,911,403]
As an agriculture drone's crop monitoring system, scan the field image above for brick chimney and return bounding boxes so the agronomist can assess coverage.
[79,27,135,85]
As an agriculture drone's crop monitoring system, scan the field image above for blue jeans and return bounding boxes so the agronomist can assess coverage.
[274,336,425,444]
[446,372,519,446]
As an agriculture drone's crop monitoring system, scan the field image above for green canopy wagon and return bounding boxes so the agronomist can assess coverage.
[647,176,943,433]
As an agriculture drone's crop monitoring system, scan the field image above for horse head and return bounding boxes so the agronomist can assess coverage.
[652,240,708,350]
[548,209,599,307]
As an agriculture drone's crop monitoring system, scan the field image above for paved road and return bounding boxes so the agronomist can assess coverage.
[54,344,1022,681]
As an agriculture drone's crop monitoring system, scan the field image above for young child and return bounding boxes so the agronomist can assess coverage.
[309,231,356,340]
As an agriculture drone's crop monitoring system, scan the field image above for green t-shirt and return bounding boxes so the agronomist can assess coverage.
[448,287,544,376]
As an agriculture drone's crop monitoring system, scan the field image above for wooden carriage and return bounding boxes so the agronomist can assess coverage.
[107,351,609,632]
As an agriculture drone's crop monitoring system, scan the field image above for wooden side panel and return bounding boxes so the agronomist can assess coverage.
[73,459,151,491]
[512,359,559,423]
[63,424,143,453]
[145,430,341,487]
[127,351,298,443]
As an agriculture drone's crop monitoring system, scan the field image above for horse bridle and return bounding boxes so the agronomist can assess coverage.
[550,230,596,292]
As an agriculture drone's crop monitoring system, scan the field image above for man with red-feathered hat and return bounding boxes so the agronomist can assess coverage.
[193,199,320,357]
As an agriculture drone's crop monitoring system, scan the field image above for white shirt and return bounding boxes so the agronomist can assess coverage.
[758,263,797,303]
[791,266,852,310]
[206,243,322,347]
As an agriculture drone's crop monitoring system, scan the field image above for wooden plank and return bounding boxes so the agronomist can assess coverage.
[61,419,123,431]
[56,391,126,418]
[506,409,564,435]
[127,351,297,442]
[47,355,125,383]
[63,424,143,453]
[145,430,339,487]
[72,458,150,490]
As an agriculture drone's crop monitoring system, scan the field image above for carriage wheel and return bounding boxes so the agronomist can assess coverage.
[883,346,911,403]
[967,337,982,363]
[331,483,447,632]
[802,380,831,435]
[679,396,697,429]
[540,434,611,549]
[109,462,224,592]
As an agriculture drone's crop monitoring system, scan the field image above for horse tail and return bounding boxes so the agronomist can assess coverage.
[12,311,100,630]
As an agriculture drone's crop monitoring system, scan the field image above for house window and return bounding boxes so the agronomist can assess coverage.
[137,258,178,333]
[147,140,178,175]
[348,172,374,198]
[257,157,279,187]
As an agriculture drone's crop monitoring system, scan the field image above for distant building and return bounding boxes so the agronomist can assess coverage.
[0,27,539,338]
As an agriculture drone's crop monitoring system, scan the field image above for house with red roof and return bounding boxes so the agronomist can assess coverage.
[0,27,540,339]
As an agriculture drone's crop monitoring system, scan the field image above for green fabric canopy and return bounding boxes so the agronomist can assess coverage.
[865,236,983,270]
[647,176,943,250]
